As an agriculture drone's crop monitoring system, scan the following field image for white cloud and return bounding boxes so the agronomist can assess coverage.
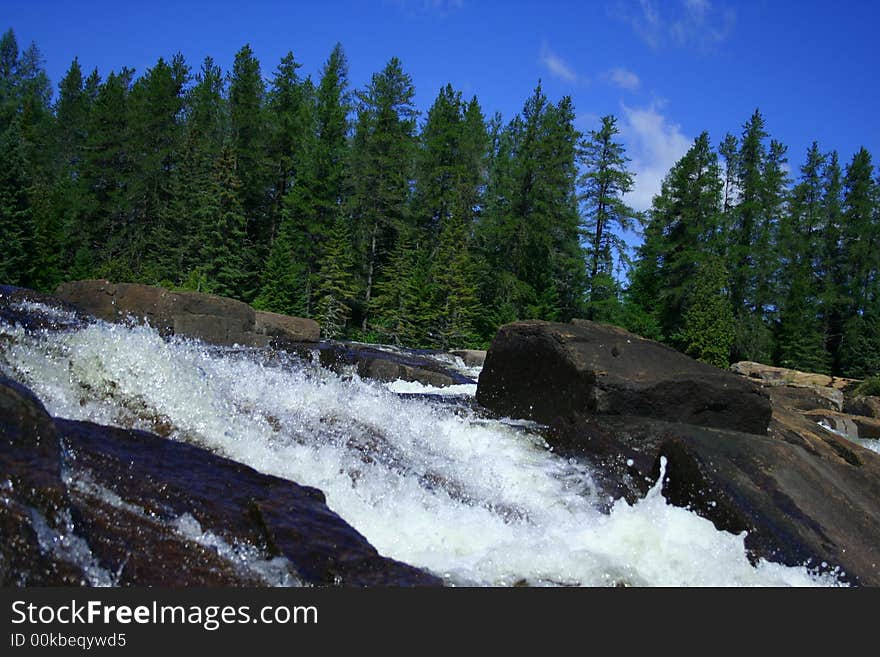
[605,67,641,91]
[539,46,580,84]
[618,103,692,211]
[616,0,735,50]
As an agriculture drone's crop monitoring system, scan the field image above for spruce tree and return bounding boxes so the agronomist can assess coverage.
[315,214,357,339]
[775,142,829,372]
[678,257,735,368]
[349,57,417,330]
[629,132,723,341]
[0,121,31,285]
[199,145,249,298]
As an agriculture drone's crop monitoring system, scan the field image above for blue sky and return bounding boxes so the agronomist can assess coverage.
[5,0,878,210]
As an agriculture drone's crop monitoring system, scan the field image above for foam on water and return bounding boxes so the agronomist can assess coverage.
[0,304,842,586]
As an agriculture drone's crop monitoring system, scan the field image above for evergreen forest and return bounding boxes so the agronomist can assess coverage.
[1,29,878,377]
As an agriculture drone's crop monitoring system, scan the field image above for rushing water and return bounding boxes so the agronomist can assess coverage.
[0,302,843,586]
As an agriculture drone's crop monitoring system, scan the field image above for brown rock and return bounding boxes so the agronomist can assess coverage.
[54,280,318,348]
[730,361,857,391]
[255,310,320,343]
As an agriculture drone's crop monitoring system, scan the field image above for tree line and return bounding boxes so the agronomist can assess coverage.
[626,114,879,378]
[0,28,878,377]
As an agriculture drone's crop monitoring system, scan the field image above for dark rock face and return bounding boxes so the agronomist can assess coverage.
[477,320,771,435]
[478,319,880,585]
[0,376,440,587]
[54,280,319,347]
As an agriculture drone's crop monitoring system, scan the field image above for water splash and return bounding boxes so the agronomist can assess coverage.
[0,302,842,586]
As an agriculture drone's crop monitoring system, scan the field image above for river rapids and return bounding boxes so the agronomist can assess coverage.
[0,300,844,586]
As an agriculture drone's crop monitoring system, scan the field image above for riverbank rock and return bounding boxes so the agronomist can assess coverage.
[766,385,844,413]
[729,361,857,391]
[0,376,440,587]
[54,280,319,347]
[477,320,771,435]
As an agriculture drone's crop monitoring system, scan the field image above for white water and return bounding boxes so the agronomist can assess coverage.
[0,303,842,586]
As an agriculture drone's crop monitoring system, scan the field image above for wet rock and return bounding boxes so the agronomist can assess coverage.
[255,310,320,344]
[450,349,487,367]
[477,319,771,435]
[478,320,880,585]
[0,377,441,587]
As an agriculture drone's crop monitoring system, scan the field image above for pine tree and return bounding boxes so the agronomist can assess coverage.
[818,151,846,371]
[578,114,639,320]
[276,44,351,318]
[838,148,879,377]
[128,55,189,279]
[77,67,135,275]
[228,44,268,296]
[728,110,780,363]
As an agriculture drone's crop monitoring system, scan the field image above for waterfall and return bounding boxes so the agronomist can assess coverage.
[0,300,842,586]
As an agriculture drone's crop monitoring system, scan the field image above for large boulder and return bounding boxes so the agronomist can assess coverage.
[54,280,320,347]
[477,320,771,435]
[0,376,440,587]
